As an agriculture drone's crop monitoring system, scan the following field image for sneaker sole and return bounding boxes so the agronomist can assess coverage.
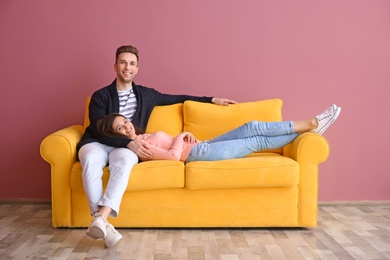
[86,226,106,239]
[318,107,341,135]
[105,233,123,248]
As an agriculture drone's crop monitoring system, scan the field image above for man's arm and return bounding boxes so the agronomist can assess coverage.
[127,138,150,158]
[151,88,237,107]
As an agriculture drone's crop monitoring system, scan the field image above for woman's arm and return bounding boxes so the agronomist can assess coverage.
[140,132,192,161]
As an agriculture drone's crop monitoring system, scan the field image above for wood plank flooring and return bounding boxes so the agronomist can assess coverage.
[0,203,389,259]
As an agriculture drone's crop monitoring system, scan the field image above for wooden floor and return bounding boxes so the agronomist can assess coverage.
[0,203,389,259]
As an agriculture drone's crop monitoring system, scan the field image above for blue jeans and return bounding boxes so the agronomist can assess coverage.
[185,121,298,162]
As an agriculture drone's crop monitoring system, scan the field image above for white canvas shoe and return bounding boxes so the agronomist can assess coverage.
[104,223,123,247]
[312,105,341,135]
[86,213,107,239]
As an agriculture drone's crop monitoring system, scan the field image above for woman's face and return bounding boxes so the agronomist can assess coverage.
[112,116,137,140]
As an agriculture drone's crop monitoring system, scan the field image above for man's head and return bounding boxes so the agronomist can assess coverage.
[114,45,139,86]
[115,45,139,64]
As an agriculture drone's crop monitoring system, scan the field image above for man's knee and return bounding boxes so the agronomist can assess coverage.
[109,148,139,168]
[79,143,109,162]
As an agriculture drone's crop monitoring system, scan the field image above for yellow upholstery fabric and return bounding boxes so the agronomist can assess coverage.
[145,103,183,136]
[183,99,283,140]
[40,97,330,228]
[185,154,299,190]
[72,187,299,228]
[83,97,91,130]
[71,161,185,192]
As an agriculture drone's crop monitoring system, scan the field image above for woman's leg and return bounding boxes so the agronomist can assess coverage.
[186,105,340,162]
[186,121,297,162]
[208,121,296,144]
[293,119,317,133]
[186,133,299,162]
[207,118,317,144]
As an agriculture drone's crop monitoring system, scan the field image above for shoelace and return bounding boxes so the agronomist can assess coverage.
[93,212,102,217]
[93,212,108,223]
[317,113,332,121]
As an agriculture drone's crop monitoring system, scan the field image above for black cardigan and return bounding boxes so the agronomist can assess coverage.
[76,80,213,151]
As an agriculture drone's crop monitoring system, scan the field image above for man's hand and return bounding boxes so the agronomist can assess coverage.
[127,137,153,159]
[211,97,237,106]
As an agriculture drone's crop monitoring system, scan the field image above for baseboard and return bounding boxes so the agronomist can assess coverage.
[0,199,389,206]
[319,200,390,206]
[0,198,51,205]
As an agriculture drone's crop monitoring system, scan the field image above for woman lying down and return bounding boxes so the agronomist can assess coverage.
[97,104,341,162]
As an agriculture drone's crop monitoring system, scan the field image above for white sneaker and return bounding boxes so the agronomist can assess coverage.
[86,213,107,239]
[312,105,341,135]
[104,224,123,248]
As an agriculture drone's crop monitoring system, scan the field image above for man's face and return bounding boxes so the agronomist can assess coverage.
[114,52,139,84]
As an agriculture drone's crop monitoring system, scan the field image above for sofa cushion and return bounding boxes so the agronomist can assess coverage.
[185,153,299,190]
[183,99,283,154]
[145,103,183,136]
[71,160,185,192]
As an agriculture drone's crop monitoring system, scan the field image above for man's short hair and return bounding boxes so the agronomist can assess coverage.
[116,45,139,63]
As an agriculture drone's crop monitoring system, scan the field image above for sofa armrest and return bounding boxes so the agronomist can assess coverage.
[282,132,330,227]
[283,132,330,163]
[40,125,83,165]
[40,125,83,227]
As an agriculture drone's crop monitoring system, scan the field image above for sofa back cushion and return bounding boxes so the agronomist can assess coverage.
[145,104,183,136]
[83,97,92,130]
[183,98,284,153]
[83,97,183,136]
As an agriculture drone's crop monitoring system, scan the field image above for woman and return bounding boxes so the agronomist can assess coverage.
[97,105,341,162]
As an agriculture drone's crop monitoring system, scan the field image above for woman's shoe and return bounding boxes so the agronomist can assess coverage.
[312,105,341,135]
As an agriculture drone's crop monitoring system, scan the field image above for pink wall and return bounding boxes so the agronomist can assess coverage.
[1,1,389,202]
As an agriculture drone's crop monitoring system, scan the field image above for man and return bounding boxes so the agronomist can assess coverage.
[76,45,236,247]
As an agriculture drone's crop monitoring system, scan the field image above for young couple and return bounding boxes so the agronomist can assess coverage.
[78,44,341,248]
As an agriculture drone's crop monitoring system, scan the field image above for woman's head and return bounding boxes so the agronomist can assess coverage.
[97,113,142,140]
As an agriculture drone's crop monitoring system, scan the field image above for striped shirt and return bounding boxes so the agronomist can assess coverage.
[118,88,137,120]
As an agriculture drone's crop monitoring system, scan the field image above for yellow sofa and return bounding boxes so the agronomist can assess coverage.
[40,98,330,228]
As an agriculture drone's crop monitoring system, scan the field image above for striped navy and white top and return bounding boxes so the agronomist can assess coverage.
[118,88,137,120]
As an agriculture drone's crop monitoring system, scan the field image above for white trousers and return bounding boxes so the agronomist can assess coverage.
[78,142,139,217]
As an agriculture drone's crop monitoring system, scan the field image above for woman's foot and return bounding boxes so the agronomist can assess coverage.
[312,104,341,135]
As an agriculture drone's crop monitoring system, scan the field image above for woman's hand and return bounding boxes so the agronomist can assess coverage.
[182,132,196,144]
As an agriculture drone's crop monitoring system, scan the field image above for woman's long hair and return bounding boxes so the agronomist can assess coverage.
[97,113,144,138]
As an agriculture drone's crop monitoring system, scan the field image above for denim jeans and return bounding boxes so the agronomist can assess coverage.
[78,142,139,217]
[185,121,298,162]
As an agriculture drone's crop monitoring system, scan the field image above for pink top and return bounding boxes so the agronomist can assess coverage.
[137,131,199,162]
